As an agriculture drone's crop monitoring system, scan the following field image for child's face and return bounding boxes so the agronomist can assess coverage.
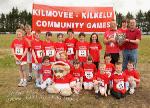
[122,22,127,28]
[115,64,122,74]
[58,35,64,42]
[35,32,40,40]
[79,35,85,42]
[87,60,92,64]
[105,56,111,64]
[60,53,67,61]
[46,35,52,41]
[16,32,23,39]
[25,28,31,35]
[74,63,80,69]
[127,63,134,70]
[44,59,50,66]
[68,32,74,38]
[99,65,106,74]
[91,34,97,42]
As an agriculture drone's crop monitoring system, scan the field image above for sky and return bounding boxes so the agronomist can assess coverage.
[0,0,149,15]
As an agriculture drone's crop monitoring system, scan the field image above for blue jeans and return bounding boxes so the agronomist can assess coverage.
[122,49,137,71]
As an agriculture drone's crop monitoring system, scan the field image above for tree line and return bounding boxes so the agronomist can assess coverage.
[0,7,150,34]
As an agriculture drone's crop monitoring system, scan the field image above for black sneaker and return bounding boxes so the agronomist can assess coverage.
[27,76,32,82]
[95,92,100,99]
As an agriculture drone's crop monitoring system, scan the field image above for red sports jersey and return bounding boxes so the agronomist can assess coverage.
[31,39,43,63]
[53,74,76,84]
[71,67,84,79]
[89,42,102,62]
[76,41,89,62]
[104,30,120,53]
[110,73,127,94]
[93,70,109,87]
[105,63,115,78]
[65,38,78,60]
[83,63,97,82]
[124,69,140,85]
[55,42,67,53]
[40,65,53,81]
[42,40,56,62]
[11,38,29,62]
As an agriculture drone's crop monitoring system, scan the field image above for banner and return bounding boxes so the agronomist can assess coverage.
[32,4,114,32]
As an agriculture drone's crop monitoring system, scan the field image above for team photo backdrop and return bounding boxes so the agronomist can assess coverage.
[32,0,115,32]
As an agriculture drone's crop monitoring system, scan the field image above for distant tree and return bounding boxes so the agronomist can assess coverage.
[116,12,125,28]
[0,13,6,32]
[144,10,150,34]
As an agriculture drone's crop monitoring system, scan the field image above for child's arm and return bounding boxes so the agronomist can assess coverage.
[75,50,78,59]
[32,49,38,63]
[11,48,19,61]
[40,74,43,83]
[20,48,28,61]
[134,78,140,83]
[104,84,108,96]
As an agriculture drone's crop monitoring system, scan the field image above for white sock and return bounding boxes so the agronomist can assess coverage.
[24,79,27,82]
[21,79,24,82]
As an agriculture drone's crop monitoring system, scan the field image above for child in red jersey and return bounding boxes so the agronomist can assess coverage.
[11,29,29,87]
[40,56,53,90]
[89,33,102,69]
[110,62,128,99]
[42,32,56,63]
[31,30,43,87]
[24,24,34,82]
[104,53,115,78]
[93,63,109,99]
[83,56,97,90]
[124,61,140,94]
[65,29,78,64]
[76,32,89,66]
[55,33,67,59]
[71,59,84,93]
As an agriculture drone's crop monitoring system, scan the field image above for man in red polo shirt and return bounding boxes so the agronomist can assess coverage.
[122,18,141,70]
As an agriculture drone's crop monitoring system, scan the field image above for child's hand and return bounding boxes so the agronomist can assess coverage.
[15,57,19,61]
[93,80,98,85]
[35,59,38,64]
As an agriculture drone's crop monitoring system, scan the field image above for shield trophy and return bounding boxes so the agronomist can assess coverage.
[115,33,126,46]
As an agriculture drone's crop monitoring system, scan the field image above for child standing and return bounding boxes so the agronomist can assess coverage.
[42,32,56,63]
[89,33,102,69]
[11,29,29,87]
[75,32,89,66]
[24,24,34,82]
[124,61,140,94]
[55,33,67,59]
[93,63,109,99]
[40,56,53,89]
[31,30,43,87]
[65,29,78,64]
[110,62,128,99]
[83,56,97,90]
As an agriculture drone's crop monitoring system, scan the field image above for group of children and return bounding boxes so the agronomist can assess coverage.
[11,25,140,99]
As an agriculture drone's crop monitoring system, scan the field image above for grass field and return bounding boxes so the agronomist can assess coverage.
[0,34,150,108]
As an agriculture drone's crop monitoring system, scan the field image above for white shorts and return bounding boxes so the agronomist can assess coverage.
[27,51,32,63]
[32,63,41,71]
[16,61,27,65]
[83,82,94,88]
[55,83,71,91]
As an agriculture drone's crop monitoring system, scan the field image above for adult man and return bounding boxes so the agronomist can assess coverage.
[122,18,141,70]
[103,20,120,65]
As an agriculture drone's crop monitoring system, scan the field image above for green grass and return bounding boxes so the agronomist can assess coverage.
[0,34,150,108]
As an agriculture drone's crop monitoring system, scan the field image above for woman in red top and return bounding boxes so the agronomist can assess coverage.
[89,33,102,69]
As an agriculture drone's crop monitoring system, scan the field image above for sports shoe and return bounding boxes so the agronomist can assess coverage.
[129,88,135,94]
[95,92,100,99]
[18,81,23,87]
[22,81,27,87]
[27,76,32,82]
[35,81,41,88]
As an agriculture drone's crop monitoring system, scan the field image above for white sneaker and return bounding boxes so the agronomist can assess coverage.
[129,88,135,94]
[22,81,27,87]
[18,81,23,87]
